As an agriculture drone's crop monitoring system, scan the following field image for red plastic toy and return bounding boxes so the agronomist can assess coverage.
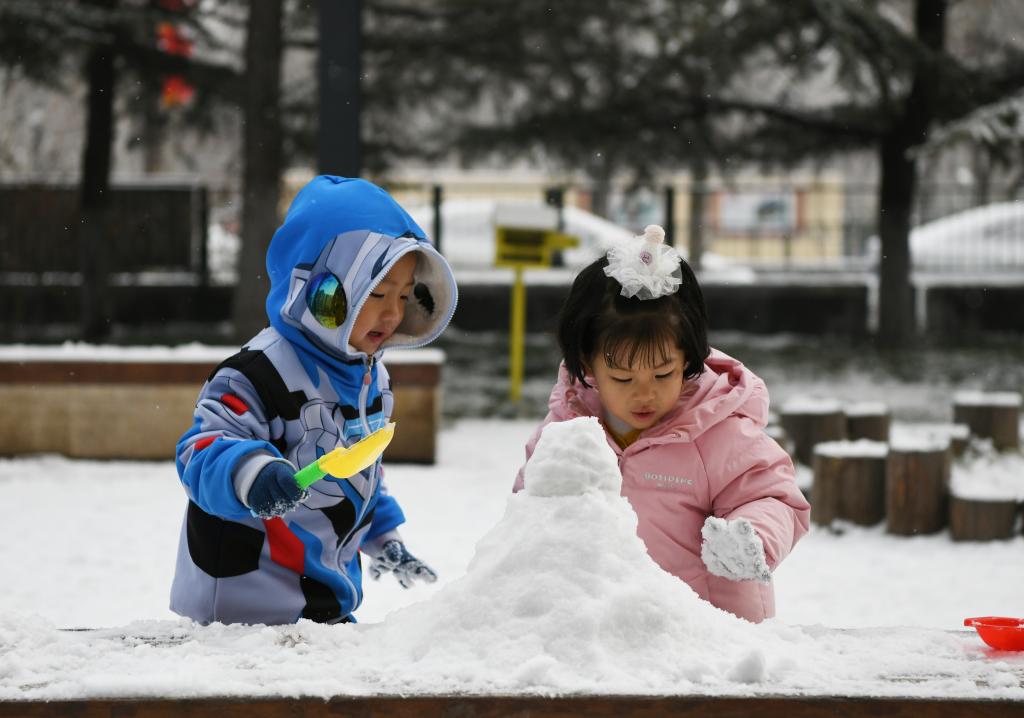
[964,617,1024,651]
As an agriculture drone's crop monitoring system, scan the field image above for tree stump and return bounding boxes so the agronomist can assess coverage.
[947,424,971,458]
[886,440,951,536]
[812,441,888,527]
[780,398,847,466]
[953,391,1021,451]
[845,402,891,442]
[949,496,1020,542]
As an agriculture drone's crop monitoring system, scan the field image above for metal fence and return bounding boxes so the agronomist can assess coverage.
[2,178,1021,282]
[0,182,209,279]
[387,178,1024,275]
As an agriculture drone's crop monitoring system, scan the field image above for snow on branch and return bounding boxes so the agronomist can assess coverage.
[921,90,1024,152]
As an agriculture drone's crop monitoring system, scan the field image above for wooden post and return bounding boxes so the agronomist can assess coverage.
[952,391,1021,451]
[812,441,888,527]
[949,496,1019,542]
[779,399,847,466]
[885,440,951,536]
[947,424,971,458]
[845,403,891,442]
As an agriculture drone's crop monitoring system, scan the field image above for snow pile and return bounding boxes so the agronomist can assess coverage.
[207,221,240,285]
[0,342,443,366]
[953,391,1022,408]
[889,432,951,453]
[0,342,236,363]
[890,422,969,447]
[521,416,620,496]
[363,416,775,692]
[1,419,1023,700]
[843,402,889,417]
[780,396,844,414]
[951,440,1024,502]
[814,440,889,459]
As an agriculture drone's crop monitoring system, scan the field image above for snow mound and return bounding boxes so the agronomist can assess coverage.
[953,390,1022,408]
[814,440,889,459]
[780,396,843,414]
[365,415,769,692]
[523,417,620,496]
[951,441,1024,502]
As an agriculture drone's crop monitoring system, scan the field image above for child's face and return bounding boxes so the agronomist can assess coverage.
[589,343,686,432]
[349,253,418,355]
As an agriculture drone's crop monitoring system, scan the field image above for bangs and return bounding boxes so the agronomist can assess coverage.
[599,314,681,370]
[557,256,709,388]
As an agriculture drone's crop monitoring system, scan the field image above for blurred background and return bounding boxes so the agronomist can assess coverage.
[1,0,1024,639]
[2,0,1024,418]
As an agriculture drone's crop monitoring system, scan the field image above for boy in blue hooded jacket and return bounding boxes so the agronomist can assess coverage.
[170,176,458,625]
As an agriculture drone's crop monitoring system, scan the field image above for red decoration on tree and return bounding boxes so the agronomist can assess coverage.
[156,19,195,108]
[161,75,195,108]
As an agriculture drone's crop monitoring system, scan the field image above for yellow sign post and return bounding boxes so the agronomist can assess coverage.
[494,226,579,402]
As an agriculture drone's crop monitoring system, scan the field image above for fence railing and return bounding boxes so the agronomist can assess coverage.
[2,179,1021,282]
[0,182,209,280]
[386,179,1024,275]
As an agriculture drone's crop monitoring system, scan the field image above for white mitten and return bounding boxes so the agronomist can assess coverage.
[700,516,771,582]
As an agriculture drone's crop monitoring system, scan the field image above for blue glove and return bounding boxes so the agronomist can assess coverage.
[368,540,438,589]
[247,461,307,518]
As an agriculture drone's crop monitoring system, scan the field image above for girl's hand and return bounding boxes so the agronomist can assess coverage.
[700,516,771,583]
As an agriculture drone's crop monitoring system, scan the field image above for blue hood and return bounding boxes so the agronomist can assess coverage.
[265,176,457,375]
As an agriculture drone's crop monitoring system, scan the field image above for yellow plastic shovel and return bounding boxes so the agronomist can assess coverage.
[293,422,396,489]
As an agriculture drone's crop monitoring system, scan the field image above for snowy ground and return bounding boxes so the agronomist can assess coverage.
[2,336,1023,700]
[2,418,1024,700]
[0,419,1020,631]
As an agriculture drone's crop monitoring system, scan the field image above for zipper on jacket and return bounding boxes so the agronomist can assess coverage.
[358,355,375,435]
[335,563,360,613]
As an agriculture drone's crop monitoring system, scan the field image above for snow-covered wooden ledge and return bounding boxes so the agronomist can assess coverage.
[0,344,443,463]
[0,624,1020,716]
[1,686,1023,717]
[1,417,1022,714]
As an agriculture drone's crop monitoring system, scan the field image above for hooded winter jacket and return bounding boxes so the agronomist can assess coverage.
[514,349,810,623]
[171,176,457,625]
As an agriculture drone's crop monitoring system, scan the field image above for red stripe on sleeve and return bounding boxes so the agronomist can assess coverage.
[221,393,249,415]
[263,517,305,575]
[194,435,219,451]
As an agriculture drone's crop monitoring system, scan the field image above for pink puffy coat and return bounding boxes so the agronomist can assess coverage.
[514,349,810,623]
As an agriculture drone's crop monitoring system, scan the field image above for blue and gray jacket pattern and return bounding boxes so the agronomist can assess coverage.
[170,176,457,625]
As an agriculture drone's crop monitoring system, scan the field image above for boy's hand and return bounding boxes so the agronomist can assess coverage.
[368,540,438,589]
[248,461,307,518]
[700,516,771,583]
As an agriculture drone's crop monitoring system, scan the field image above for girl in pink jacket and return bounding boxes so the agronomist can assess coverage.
[514,225,810,623]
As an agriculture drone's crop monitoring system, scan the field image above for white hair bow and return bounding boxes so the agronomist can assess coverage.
[603,224,682,300]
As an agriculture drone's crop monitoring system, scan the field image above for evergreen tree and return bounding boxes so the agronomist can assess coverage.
[370,0,1024,348]
[0,0,240,340]
[729,0,1024,347]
